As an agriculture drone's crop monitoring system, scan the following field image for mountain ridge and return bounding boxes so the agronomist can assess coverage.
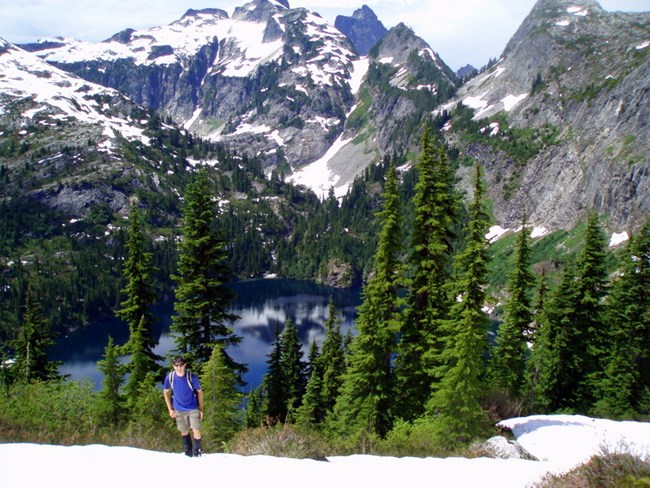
[446,0,649,232]
[4,0,649,235]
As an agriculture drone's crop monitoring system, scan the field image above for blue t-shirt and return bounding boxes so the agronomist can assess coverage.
[164,371,201,411]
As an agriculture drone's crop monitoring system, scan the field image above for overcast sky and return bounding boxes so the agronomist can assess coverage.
[1,0,648,70]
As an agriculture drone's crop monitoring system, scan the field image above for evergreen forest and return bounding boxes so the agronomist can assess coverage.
[0,121,649,458]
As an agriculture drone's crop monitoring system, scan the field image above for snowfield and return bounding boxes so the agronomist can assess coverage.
[1,415,648,488]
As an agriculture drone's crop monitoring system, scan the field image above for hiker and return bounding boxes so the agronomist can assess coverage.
[163,356,204,457]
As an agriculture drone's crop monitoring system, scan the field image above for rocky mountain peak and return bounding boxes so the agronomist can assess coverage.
[181,8,230,21]
[335,5,388,55]
[233,0,289,23]
[448,0,649,232]
[371,23,455,83]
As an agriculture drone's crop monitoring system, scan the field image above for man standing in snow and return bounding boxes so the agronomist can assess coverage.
[163,356,204,457]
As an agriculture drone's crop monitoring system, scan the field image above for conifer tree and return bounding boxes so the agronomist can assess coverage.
[171,168,241,366]
[597,220,650,416]
[296,340,324,426]
[319,297,346,416]
[244,386,264,428]
[529,270,549,347]
[531,214,609,413]
[115,206,160,373]
[427,164,491,446]
[328,161,403,439]
[127,372,171,435]
[525,271,550,409]
[394,126,457,421]
[280,318,307,423]
[123,315,155,407]
[262,322,285,424]
[488,213,535,399]
[530,262,579,412]
[96,336,126,426]
[201,343,243,448]
[11,285,60,383]
[573,212,609,409]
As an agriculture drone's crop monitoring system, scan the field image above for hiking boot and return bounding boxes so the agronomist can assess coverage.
[182,434,193,457]
[192,438,202,457]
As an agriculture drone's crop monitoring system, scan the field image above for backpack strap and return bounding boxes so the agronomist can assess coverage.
[186,371,196,392]
[169,370,195,393]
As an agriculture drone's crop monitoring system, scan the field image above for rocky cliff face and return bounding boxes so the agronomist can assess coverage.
[447,0,649,233]
[288,23,458,197]
[12,0,649,235]
[335,5,388,55]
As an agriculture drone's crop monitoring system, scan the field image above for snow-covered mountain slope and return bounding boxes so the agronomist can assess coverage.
[0,38,147,147]
[25,1,364,174]
[0,37,186,219]
[22,0,457,199]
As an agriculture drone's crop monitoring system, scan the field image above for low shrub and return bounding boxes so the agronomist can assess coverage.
[534,447,650,487]
[228,424,331,460]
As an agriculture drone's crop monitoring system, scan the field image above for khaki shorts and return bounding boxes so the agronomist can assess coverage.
[175,409,201,432]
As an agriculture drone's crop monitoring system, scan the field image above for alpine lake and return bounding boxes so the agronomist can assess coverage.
[50,279,362,391]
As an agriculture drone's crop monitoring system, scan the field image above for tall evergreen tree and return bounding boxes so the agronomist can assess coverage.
[95,336,126,426]
[123,315,155,407]
[262,322,285,424]
[328,161,403,439]
[573,212,609,409]
[171,168,241,366]
[10,285,60,383]
[597,220,650,416]
[489,213,535,399]
[319,297,347,416]
[531,214,609,413]
[427,164,491,446]
[115,206,160,373]
[394,126,457,421]
[525,270,550,410]
[296,340,323,426]
[201,343,243,448]
[280,318,307,423]
[530,262,579,412]
[529,270,549,348]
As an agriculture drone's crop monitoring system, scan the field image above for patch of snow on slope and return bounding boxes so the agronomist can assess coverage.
[286,133,353,199]
[464,92,492,118]
[502,93,527,111]
[349,57,369,95]
[215,20,284,77]
[486,225,509,242]
[609,231,629,247]
[531,227,549,239]
[184,106,203,130]
[567,6,589,16]
[3,415,649,488]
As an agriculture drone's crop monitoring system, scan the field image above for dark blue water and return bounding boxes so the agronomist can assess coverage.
[50,279,361,390]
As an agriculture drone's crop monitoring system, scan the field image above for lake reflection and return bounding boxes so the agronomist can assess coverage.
[51,279,361,390]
